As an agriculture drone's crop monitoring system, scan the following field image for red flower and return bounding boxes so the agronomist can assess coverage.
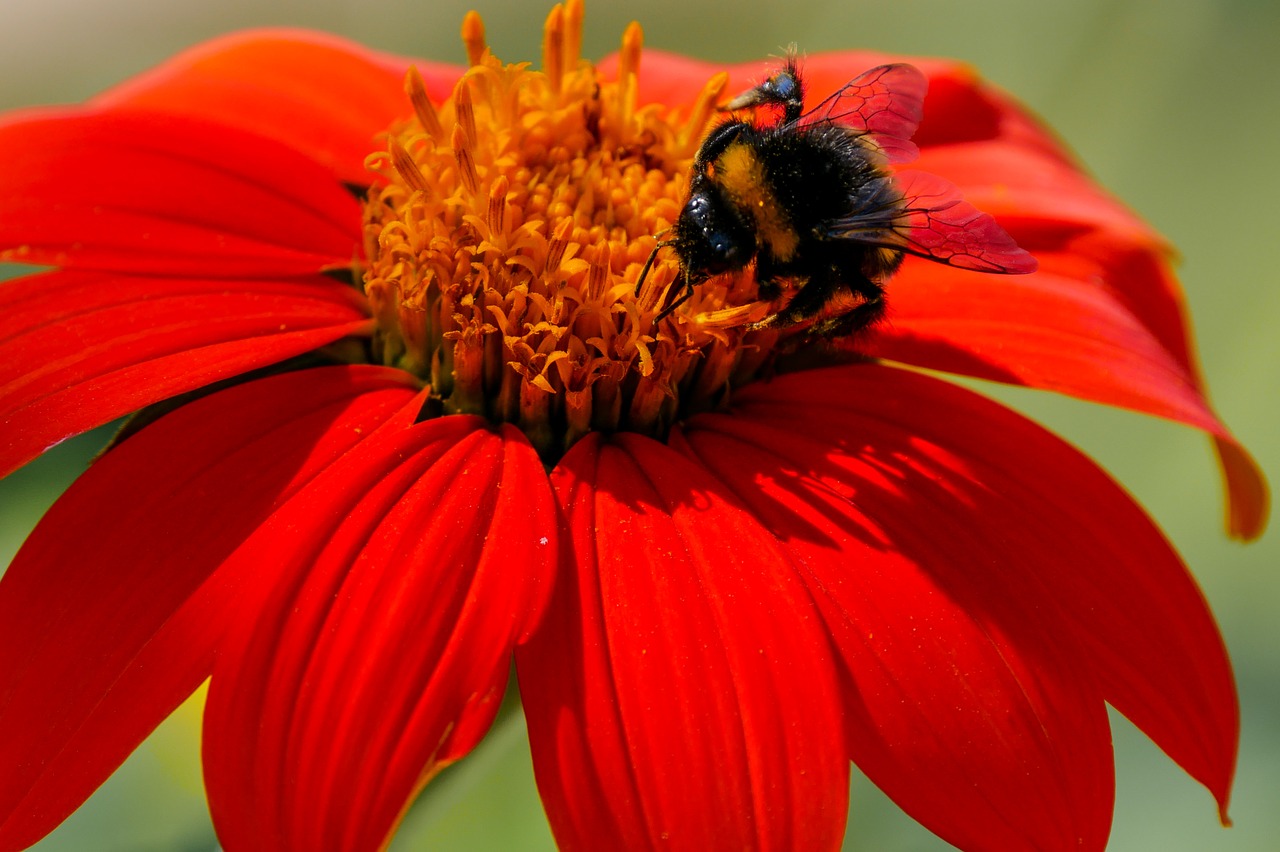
[0,3,1267,850]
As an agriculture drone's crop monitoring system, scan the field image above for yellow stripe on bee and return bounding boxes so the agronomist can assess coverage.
[715,142,799,262]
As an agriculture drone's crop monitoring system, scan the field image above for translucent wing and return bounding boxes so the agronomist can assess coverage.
[797,64,927,165]
[827,170,1038,274]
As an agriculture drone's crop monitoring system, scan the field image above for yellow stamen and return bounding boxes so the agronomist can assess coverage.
[487,174,509,236]
[585,242,610,303]
[451,125,480,197]
[390,139,431,196]
[405,66,445,142]
[545,218,572,276]
[617,21,643,88]
[694,301,772,329]
[461,10,487,67]
[615,22,643,133]
[543,4,565,95]
[453,79,477,150]
[563,0,584,73]
[681,72,729,156]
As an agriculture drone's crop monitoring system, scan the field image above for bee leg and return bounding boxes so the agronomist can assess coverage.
[653,270,698,323]
[804,266,886,337]
[751,265,887,337]
[754,279,782,301]
[752,260,783,302]
[768,265,845,328]
[808,291,886,338]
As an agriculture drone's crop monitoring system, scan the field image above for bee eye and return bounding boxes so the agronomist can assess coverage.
[708,233,744,266]
[677,192,752,274]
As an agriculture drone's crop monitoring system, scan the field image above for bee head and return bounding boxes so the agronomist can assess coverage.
[673,188,755,276]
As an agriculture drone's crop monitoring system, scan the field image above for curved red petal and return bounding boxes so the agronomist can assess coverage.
[202,415,556,852]
[0,365,417,850]
[868,264,1219,432]
[699,365,1239,829]
[0,108,362,275]
[1214,437,1268,541]
[865,239,1267,538]
[0,268,372,479]
[908,141,1194,367]
[677,438,1110,847]
[92,30,461,185]
[518,433,848,851]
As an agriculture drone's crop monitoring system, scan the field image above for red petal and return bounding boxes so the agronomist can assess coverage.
[692,365,1238,834]
[518,433,848,851]
[0,365,418,850]
[868,264,1220,432]
[202,415,556,852]
[677,450,1107,844]
[1215,437,1268,543]
[865,239,1267,538]
[0,268,371,479]
[93,30,461,185]
[0,108,363,275]
[908,141,1190,362]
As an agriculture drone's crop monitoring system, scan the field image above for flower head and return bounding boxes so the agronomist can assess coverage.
[0,3,1268,851]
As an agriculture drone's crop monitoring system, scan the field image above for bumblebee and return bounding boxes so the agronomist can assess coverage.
[637,56,1036,336]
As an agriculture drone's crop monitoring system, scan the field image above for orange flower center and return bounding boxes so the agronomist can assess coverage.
[361,1,784,460]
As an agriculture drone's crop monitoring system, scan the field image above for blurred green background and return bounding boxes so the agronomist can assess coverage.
[1,0,1276,849]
